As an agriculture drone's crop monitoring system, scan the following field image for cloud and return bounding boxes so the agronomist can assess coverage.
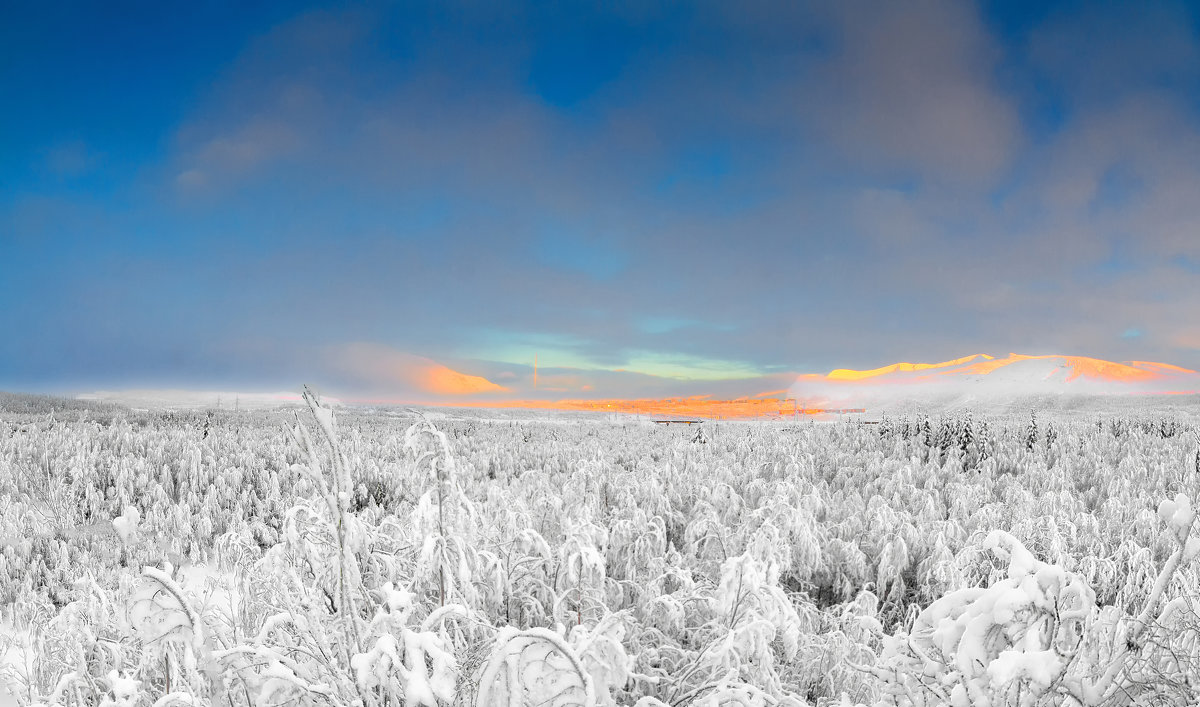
[1172,329,1200,351]
[149,5,1200,376]
[330,343,509,397]
[1029,3,1200,108]
[534,228,627,280]
[175,169,207,189]
[522,366,800,401]
[191,119,304,175]
[174,111,310,193]
[806,0,1022,185]
[10,2,1200,396]
[44,140,100,177]
[848,188,934,247]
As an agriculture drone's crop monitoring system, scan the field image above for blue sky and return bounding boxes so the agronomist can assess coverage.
[4,1,1200,400]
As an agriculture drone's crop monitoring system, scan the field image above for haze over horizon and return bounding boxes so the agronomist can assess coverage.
[6,2,1200,402]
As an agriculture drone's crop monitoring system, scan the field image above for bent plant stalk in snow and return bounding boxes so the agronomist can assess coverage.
[289,387,364,668]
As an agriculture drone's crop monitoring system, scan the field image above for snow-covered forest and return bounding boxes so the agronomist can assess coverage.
[3,392,1200,706]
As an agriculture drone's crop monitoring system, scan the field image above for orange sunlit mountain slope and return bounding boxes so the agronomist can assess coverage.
[826,353,997,381]
[790,353,1200,409]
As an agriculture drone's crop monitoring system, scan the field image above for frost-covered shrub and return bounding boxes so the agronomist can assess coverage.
[858,493,1200,707]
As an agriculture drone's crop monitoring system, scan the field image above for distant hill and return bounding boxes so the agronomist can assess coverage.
[75,389,341,411]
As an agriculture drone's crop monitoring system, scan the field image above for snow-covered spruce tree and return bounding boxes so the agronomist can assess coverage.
[959,414,976,470]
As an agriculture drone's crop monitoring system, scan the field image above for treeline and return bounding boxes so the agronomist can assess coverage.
[0,391,124,416]
[875,411,1194,470]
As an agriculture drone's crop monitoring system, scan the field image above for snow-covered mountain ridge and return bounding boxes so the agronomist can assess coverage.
[790,353,1200,410]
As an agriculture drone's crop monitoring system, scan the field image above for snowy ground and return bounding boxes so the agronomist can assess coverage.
[1,396,1200,705]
